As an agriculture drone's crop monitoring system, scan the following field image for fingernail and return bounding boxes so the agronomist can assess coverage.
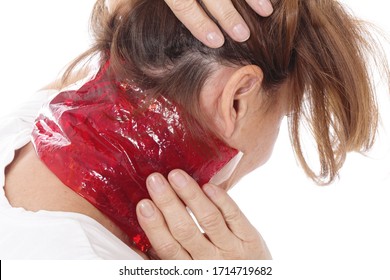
[139,201,155,218]
[258,0,274,16]
[206,32,224,47]
[232,23,250,42]
[170,170,188,188]
[147,174,165,194]
[203,184,216,199]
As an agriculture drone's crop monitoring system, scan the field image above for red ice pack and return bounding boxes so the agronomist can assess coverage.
[31,61,239,253]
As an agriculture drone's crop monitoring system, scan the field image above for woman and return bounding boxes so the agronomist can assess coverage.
[0,0,388,260]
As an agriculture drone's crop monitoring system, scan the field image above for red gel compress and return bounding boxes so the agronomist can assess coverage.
[32,61,238,253]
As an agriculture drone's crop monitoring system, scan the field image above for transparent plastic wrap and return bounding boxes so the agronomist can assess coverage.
[32,61,239,253]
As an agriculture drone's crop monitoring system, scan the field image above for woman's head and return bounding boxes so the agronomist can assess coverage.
[65,0,388,186]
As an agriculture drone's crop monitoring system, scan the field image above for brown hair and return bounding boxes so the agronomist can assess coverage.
[63,0,389,185]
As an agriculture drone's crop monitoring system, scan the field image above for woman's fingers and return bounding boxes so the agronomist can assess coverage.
[201,0,250,42]
[166,170,239,252]
[138,170,271,259]
[139,173,215,259]
[245,0,274,16]
[164,0,225,48]
[202,183,260,243]
[164,0,274,48]
[201,183,273,259]
[136,199,192,259]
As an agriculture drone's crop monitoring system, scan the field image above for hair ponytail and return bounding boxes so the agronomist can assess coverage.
[282,0,385,184]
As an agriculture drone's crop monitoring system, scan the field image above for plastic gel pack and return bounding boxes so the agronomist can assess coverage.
[32,61,239,253]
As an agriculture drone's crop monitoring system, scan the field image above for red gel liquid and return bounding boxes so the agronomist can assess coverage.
[32,61,238,253]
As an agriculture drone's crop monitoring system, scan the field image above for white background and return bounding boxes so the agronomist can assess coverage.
[0,0,389,278]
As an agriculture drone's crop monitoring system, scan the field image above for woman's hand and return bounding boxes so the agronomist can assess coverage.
[136,170,272,260]
[164,0,274,48]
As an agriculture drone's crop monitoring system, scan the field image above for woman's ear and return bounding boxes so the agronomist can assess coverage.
[217,65,263,139]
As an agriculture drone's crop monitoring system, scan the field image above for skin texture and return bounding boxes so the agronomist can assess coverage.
[136,65,288,259]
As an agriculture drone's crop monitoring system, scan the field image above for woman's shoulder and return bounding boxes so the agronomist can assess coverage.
[0,143,143,260]
[2,142,144,260]
[0,204,143,260]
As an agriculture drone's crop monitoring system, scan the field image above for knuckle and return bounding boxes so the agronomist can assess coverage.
[154,193,175,209]
[199,212,223,231]
[192,18,210,32]
[168,0,196,14]
[184,189,201,203]
[171,221,198,242]
[219,8,239,25]
[224,206,243,223]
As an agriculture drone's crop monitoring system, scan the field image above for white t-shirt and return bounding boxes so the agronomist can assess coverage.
[0,83,143,260]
